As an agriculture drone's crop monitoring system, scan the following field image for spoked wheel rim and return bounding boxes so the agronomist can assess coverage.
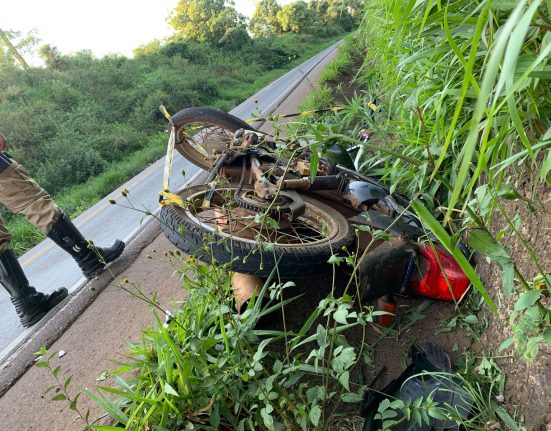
[161,183,355,276]
[180,187,341,247]
[171,107,256,170]
[176,122,237,167]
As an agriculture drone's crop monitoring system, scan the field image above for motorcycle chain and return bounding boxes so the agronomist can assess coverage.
[233,191,293,216]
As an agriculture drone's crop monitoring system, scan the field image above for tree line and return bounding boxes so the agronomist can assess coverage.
[169,0,362,44]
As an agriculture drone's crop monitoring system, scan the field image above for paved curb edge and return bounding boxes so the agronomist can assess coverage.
[0,218,163,396]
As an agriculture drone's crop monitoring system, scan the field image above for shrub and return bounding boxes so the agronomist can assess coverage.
[36,141,107,193]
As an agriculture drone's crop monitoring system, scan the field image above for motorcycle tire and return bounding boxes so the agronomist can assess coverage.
[160,184,355,277]
[171,107,256,170]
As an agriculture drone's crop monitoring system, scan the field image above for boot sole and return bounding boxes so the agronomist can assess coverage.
[22,312,47,328]
[21,288,69,328]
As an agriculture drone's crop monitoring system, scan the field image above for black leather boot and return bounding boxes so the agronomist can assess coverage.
[0,249,68,328]
[47,212,125,278]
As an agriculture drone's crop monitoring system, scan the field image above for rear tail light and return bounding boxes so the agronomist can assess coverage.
[375,295,397,327]
[409,244,470,301]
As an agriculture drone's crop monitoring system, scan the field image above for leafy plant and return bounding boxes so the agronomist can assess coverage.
[34,347,95,430]
[372,364,526,431]
[68,253,381,430]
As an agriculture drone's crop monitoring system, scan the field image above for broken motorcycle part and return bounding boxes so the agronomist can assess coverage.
[409,244,471,302]
[361,341,473,431]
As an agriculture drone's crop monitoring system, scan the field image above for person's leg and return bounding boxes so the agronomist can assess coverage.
[0,204,67,327]
[47,212,125,277]
[0,211,12,253]
[0,156,59,232]
[0,159,125,277]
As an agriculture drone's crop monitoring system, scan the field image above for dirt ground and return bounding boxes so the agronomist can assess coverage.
[477,179,551,430]
[265,268,472,388]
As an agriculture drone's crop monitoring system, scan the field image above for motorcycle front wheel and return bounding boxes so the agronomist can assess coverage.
[171,107,256,170]
[160,185,355,277]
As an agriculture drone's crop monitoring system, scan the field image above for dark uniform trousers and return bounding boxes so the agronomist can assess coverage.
[0,152,60,252]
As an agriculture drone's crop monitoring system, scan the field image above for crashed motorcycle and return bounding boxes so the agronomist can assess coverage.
[159,107,470,303]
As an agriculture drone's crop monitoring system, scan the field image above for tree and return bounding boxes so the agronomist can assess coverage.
[276,1,315,33]
[168,0,246,44]
[324,0,356,31]
[39,44,66,70]
[308,0,329,21]
[0,29,37,70]
[218,27,251,50]
[308,0,362,28]
[249,0,282,37]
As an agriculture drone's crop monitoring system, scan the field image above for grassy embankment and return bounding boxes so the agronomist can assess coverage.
[288,0,551,427]
[302,0,550,362]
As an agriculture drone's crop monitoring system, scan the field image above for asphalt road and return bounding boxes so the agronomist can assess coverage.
[0,42,340,355]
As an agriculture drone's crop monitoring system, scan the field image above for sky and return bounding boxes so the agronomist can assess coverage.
[0,0,278,60]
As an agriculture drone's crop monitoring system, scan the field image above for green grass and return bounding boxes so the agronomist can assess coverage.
[300,85,334,112]
[215,34,346,111]
[55,133,167,215]
[318,37,355,83]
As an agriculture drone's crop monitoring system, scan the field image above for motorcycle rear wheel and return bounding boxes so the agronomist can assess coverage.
[160,185,355,277]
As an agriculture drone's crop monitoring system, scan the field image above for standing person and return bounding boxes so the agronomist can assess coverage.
[0,131,125,327]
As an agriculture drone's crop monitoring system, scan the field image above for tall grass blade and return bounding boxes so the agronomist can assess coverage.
[446,0,529,221]
[84,388,129,425]
[431,4,487,181]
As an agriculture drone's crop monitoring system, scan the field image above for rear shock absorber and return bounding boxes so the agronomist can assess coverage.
[309,175,342,190]
[281,175,342,191]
